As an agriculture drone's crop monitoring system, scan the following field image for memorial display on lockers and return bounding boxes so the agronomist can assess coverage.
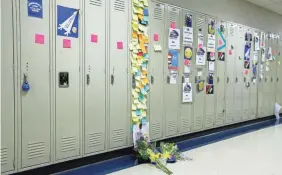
[131,0,150,148]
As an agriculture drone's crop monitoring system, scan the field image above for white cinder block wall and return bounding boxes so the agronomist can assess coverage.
[160,0,282,33]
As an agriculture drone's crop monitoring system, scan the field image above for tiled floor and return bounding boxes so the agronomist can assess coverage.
[110,123,282,175]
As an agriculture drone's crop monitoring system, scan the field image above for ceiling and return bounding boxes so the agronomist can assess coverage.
[246,0,282,15]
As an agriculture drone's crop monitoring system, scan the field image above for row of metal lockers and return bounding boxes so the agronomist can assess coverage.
[1,0,282,174]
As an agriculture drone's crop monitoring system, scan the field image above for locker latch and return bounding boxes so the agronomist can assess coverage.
[227,77,229,83]
[194,76,198,83]
[22,73,30,92]
[217,77,220,83]
[111,74,115,85]
[265,77,267,82]
[167,76,170,84]
[151,75,154,84]
[271,77,273,82]
[278,77,280,82]
[235,77,238,83]
[182,76,185,83]
[59,72,69,88]
[244,77,246,83]
[86,74,90,85]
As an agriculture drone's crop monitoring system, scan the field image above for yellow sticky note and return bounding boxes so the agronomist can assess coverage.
[143,0,148,6]
[143,35,149,44]
[138,103,147,109]
[133,0,139,6]
[138,14,143,21]
[133,6,138,14]
[136,81,141,88]
[278,61,281,65]
[132,89,139,98]
[136,44,141,50]
[131,38,139,45]
[132,14,138,22]
[141,110,147,117]
[132,116,139,123]
[266,61,270,66]
[140,43,147,54]
[132,22,138,31]
[141,70,147,75]
[132,67,138,73]
[133,48,138,54]
[129,44,134,51]
[134,99,139,104]
[141,78,149,85]
[132,104,137,110]
[135,88,140,93]
[132,31,138,39]
[139,24,145,32]
[138,8,143,15]
[141,74,146,78]
[132,111,137,118]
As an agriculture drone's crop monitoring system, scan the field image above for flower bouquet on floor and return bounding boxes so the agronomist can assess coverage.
[160,142,184,163]
[133,123,173,175]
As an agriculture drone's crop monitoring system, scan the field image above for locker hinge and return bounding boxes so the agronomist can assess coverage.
[13,159,15,169]
[49,66,52,72]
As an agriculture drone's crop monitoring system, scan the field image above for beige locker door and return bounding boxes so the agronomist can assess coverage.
[225,23,236,124]
[1,0,15,172]
[84,0,106,155]
[215,20,227,126]
[178,9,194,135]
[192,13,206,131]
[163,5,181,137]
[149,2,165,141]
[20,0,51,167]
[204,16,217,129]
[258,32,267,118]
[234,25,245,122]
[249,30,259,119]
[269,35,278,115]
[55,1,80,160]
[277,37,282,106]
[109,0,129,149]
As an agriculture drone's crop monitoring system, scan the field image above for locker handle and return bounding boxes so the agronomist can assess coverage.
[244,77,246,82]
[235,77,238,83]
[278,77,280,82]
[217,77,220,83]
[86,74,90,85]
[151,75,154,84]
[265,77,267,82]
[167,76,170,84]
[271,77,273,82]
[259,77,262,82]
[195,76,198,83]
[182,76,185,83]
[111,74,114,85]
[227,77,229,83]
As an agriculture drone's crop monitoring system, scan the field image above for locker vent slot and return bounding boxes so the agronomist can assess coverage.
[27,142,45,159]
[151,122,161,136]
[167,121,176,132]
[1,147,8,165]
[181,118,190,130]
[88,132,103,147]
[89,0,102,6]
[195,116,202,127]
[112,129,124,142]
[114,0,125,12]
[154,7,163,20]
[206,114,213,126]
[169,10,178,22]
[61,136,76,152]
[197,17,204,30]
[216,113,223,122]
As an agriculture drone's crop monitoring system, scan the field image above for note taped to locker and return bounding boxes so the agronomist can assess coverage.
[154,34,159,41]
[35,34,44,44]
[91,34,98,43]
[57,5,79,38]
[28,0,43,18]
[154,44,162,52]
[63,39,71,48]
[170,22,176,29]
[117,41,123,50]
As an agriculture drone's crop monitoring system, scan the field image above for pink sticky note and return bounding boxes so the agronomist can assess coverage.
[91,34,98,43]
[229,50,232,55]
[198,44,203,48]
[210,52,215,57]
[63,39,71,48]
[184,59,189,65]
[261,42,264,46]
[170,22,176,29]
[117,41,123,50]
[244,69,249,75]
[219,39,223,45]
[154,34,159,41]
[35,34,44,44]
